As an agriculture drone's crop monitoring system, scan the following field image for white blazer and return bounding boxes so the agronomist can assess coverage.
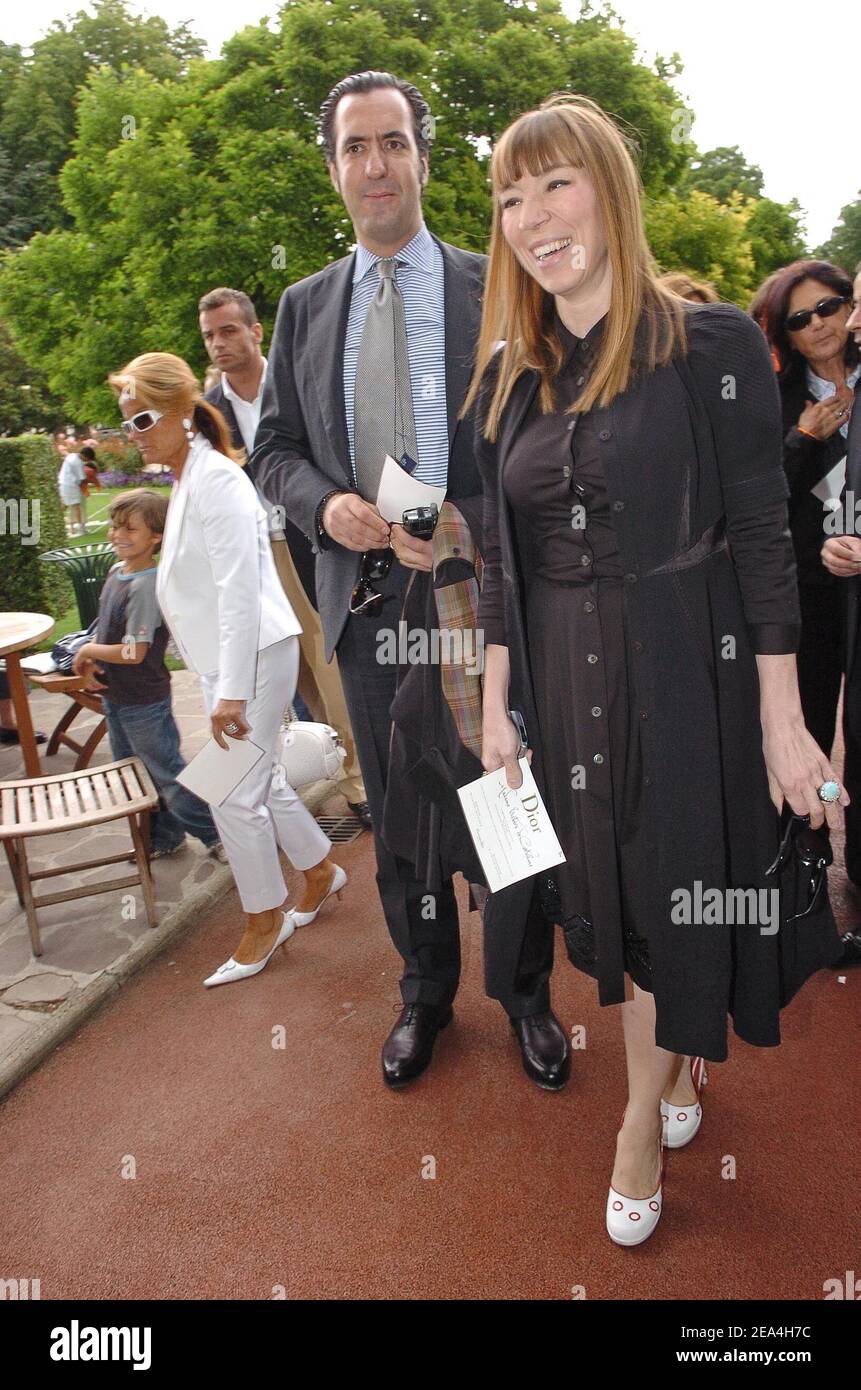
[156,433,302,701]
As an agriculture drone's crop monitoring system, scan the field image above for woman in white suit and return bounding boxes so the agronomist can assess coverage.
[108,353,347,986]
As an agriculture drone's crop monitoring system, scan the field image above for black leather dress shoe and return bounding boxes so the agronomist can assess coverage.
[382,1002,453,1087]
[347,800,373,830]
[834,929,861,966]
[510,1010,571,1090]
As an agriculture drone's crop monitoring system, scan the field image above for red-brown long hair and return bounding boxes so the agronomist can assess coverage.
[462,94,688,439]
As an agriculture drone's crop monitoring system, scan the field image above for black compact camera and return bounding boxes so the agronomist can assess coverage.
[401,504,439,539]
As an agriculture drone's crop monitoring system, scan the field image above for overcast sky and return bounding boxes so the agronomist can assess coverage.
[4,0,857,248]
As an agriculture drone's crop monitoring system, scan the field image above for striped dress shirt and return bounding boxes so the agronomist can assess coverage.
[343,222,449,489]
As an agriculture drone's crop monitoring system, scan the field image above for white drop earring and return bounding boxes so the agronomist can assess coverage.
[182,416,194,442]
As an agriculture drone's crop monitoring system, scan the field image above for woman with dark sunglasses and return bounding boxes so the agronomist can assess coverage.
[753,260,860,878]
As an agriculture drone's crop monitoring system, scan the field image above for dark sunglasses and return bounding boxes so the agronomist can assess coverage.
[349,546,394,616]
[784,295,849,334]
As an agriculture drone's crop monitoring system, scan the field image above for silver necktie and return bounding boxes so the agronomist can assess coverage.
[353,257,418,502]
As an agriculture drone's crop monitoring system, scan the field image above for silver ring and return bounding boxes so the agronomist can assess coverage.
[225,721,240,734]
[817,780,840,803]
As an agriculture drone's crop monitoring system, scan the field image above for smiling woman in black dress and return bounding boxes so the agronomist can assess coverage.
[464,94,845,1248]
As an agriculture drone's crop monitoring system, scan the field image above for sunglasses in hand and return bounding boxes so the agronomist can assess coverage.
[349,546,395,616]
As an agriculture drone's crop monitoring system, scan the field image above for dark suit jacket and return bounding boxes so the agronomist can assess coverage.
[842,382,861,679]
[204,379,317,607]
[248,235,486,662]
[780,371,844,589]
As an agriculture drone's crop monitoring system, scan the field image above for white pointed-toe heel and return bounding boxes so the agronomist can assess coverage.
[661,1055,708,1149]
[291,861,348,927]
[203,910,295,988]
[606,1137,665,1247]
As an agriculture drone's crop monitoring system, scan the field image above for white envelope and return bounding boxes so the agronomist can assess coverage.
[457,758,566,893]
[375,454,447,524]
[811,455,846,507]
[176,736,267,807]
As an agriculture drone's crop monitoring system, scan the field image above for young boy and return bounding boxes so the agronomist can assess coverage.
[72,489,223,861]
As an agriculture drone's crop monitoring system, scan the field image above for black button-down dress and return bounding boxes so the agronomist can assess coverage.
[477,300,841,1058]
[503,313,653,1002]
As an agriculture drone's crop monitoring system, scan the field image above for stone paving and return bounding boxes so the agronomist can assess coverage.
[0,669,350,1095]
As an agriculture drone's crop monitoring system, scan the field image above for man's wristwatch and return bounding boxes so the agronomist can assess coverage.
[314,489,346,548]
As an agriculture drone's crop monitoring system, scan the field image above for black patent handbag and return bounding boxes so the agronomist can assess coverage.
[763,810,842,1001]
[764,812,832,925]
[537,812,836,1000]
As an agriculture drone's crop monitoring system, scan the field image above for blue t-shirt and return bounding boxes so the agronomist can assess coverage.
[95,564,171,706]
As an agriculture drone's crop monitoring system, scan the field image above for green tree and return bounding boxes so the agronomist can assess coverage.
[673,143,807,290]
[0,144,56,247]
[645,190,755,302]
[0,0,204,246]
[816,195,861,273]
[0,41,23,114]
[744,196,806,281]
[0,319,64,435]
[680,145,764,203]
[0,0,692,420]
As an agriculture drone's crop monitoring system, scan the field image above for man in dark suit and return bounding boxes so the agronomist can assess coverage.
[250,70,568,1088]
[821,257,861,964]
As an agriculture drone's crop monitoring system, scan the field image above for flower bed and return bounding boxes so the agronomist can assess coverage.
[97,471,175,488]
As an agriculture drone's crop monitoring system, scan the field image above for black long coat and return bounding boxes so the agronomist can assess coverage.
[779,371,845,589]
[476,302,842,1061]
[839,383,861,678]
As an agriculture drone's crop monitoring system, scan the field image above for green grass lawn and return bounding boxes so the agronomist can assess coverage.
[66,485,149,545]
[39,483,183,668]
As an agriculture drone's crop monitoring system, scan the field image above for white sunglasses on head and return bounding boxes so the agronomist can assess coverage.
[120,407,164,436]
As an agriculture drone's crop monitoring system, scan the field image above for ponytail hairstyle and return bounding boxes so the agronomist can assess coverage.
[107,352,243,463]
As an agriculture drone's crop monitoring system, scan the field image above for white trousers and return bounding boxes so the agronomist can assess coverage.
[198,637,332,913]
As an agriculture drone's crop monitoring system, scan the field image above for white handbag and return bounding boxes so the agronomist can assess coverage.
[275,720,347,788]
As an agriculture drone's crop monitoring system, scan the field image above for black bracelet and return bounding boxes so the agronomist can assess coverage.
[314,489,345,547]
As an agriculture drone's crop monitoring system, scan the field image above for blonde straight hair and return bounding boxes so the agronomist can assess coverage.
[107,352,243,463]
[463,94,688,439]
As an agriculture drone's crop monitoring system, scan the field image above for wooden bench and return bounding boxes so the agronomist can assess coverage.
[0,758,159,956]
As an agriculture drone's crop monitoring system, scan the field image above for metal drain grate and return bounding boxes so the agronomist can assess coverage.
[315,814,365,843]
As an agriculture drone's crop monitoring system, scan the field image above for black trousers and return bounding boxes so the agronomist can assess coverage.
[334,557,553,1016]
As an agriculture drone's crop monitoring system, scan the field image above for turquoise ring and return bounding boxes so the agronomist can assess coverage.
[818,780,841,803]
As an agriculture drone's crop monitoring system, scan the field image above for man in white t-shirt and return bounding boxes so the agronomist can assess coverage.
[58,447,86,535]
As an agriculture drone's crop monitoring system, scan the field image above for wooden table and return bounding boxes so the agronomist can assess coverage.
[0,612,55,778]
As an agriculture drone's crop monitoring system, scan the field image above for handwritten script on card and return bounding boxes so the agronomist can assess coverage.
[457,758,566,893]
